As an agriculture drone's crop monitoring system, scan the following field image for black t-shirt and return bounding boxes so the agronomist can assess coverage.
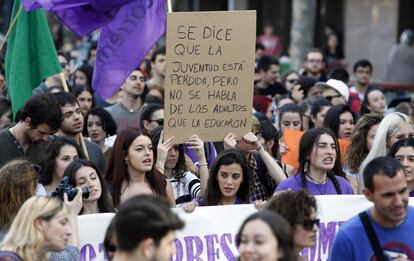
[254,82,287,96]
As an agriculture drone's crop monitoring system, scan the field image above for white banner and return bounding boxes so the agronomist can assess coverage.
[77,196,414,261]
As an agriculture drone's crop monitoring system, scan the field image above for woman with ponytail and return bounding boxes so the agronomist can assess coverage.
[275,128,353,195]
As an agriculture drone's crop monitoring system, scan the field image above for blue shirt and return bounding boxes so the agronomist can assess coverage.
[329,206,414,260]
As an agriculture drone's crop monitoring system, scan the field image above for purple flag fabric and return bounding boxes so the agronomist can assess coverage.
[22,0,166,99]
[23,0,90,11]
[93,0,166,99]
[22,0,136,36]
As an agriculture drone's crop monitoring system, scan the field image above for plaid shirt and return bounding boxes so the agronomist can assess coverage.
[248,153,277,201]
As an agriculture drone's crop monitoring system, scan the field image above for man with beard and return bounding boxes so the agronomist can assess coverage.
[112,195,184,261]
[330,157,414,260]
[302,48,328,82]
[51,92,107,173]
[105,69,146,132]
[0,94,62,167]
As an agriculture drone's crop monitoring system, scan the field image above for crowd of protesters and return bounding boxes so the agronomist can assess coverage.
[0,19,413,261]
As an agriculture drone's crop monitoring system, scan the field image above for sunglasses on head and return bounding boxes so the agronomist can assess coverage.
[150,118,164,126]
[302,218,320,231]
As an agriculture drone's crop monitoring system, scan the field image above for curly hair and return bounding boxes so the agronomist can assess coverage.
[265,190,317,227]
[322,104,356,139]
[83,107,117,137]
[346,113,383,173]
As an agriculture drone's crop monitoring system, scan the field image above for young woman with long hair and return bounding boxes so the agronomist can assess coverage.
[64,159,114,214]
[345,113,383,192]
[275,128,353,195]
[105,127,175,207]
[322,104,356,140]
[195,149,251,206]
[360,112,414,191]
[38,137,84,195]
[0,196,82,261]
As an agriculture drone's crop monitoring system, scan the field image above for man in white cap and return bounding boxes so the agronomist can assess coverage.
[316,79,350,106]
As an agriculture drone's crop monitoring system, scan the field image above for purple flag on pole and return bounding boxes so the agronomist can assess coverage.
[22,0,136,36]
[22,0,166,99]
[93,0,166,99]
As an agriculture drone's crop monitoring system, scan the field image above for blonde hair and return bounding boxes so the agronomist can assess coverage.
[0,196,68,261]
[0,159,38,229]
[359,112,412,191]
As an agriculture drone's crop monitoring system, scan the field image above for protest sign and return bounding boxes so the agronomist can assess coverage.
[78,197,414,261]
[164,11,256,143]
[78,213,114,261]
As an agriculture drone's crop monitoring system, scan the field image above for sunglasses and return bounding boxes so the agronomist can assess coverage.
[60,62,68,68]
[150,118,164,126]
[302,218,320,231]
[324,94,342,102]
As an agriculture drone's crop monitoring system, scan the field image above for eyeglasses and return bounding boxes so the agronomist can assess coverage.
[308,59,323,64]
[150,119,164,126]
[302,218,320,231]
[324,94,342,102]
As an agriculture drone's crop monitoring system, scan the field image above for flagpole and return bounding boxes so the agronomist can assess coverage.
[167,0,172,12]
[59,72,90,160]
[0,6,23,53]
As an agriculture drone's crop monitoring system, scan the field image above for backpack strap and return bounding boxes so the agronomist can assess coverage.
[358,211,388,261]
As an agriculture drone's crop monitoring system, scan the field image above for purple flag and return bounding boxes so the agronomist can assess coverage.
[23,0,90,11]
[22,0,136,36]
[22,0,166,99]
[93,0,166,99]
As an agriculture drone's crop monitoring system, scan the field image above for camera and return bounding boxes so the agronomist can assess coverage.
[52,176,89,201]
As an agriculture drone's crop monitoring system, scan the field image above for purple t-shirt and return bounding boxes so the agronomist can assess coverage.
[275,172,354,195]
[195,196,245,206]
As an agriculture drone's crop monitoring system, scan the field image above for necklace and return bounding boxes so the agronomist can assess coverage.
[306,173,327,184]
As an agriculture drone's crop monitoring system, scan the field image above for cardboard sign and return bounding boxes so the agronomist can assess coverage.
[164,11,256,143]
